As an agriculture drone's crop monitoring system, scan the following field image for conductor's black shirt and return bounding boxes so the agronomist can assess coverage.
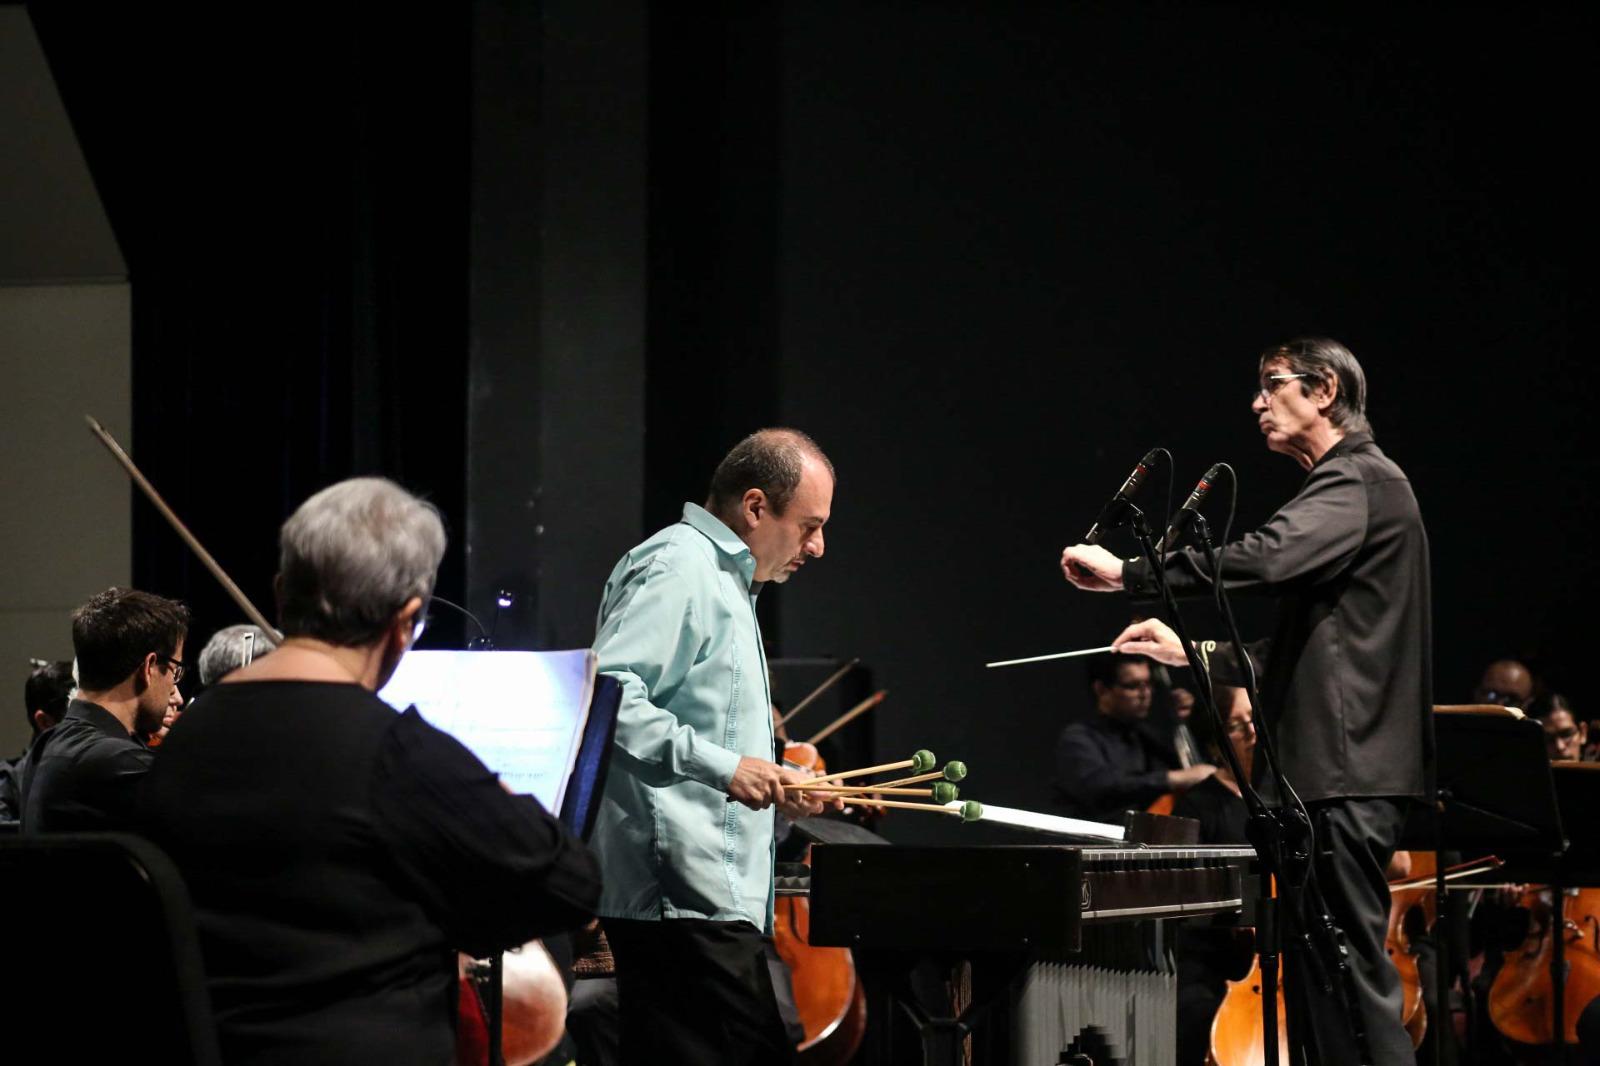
[139,680,602,1066]
[1123,431,1432,803]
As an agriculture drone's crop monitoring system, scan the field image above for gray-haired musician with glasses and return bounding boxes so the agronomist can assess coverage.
[1060,338,1432,1066]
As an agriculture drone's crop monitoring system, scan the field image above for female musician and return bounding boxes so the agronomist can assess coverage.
[1172,684,1255,1066]
[138,477,601,1065]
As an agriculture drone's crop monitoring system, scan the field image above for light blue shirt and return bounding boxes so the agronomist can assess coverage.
[590,503,776,930]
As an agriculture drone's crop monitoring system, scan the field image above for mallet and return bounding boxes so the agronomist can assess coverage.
[861,798,984,822]
[796,749,935,786]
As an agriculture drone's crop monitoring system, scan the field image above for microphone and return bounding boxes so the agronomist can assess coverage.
[1157,463,1224,553]
[1084,449,1162,544]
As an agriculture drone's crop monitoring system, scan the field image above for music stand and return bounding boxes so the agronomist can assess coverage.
[1403,707,1566,1065]
[558,673,621,842]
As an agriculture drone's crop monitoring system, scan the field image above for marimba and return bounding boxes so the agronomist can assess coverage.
[804,840,1257,1065]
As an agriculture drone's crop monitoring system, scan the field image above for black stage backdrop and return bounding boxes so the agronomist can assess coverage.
[764,5,1592,835]
[29,5,473,654]
[31,4,1589,839]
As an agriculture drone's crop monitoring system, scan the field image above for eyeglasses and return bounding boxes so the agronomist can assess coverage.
[1226,718,1256,737]
[158,656,187,685]
[1255,372,1315,405]
[1547,726,1580,742]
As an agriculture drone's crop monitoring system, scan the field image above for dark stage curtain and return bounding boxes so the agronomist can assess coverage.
[28,5,471,649]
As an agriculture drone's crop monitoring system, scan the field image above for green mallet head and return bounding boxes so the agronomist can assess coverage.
[959,800,984,823]
[931,781,961,804]
[911,749,937,773]
[942,760,967,782]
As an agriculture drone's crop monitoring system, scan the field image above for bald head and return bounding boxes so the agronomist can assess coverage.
[706,428,835,583]
[706,428,834,522]
[1475,659,1533,708]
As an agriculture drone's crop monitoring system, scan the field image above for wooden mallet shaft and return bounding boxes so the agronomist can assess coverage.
[866,798,960,815]
[868,769,945,789]
[805,689,887,746]
[797,750,933,786]
[783,785,938,797]
[865,798,983,822]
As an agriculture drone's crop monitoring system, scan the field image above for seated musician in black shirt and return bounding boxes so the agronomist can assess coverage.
[1,658,75,825]
[1053,652,1216,824]
[20,589,188,833]
[139,476,601,1066]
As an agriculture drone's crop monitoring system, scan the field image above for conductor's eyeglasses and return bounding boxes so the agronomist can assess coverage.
[1255,373,1315,404]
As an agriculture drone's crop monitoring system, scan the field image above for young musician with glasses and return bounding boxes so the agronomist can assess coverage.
[18,587,189,832]
[1053,652,1216,825]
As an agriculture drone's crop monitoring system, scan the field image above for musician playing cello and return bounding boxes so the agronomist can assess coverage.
[139,477,600,1065]
[1061,338,1432,1065]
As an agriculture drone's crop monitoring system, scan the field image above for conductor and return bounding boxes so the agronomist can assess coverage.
[1059,337,1432,1066]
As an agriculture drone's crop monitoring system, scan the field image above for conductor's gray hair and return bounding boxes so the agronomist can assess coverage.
[277,478,447,647]
[197,624,280,686]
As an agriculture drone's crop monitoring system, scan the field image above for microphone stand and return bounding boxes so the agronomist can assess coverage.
[1187,511,1373,1066]
[1117,503,1299,1066]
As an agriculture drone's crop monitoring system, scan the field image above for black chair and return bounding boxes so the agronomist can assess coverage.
[0,833,220,1064]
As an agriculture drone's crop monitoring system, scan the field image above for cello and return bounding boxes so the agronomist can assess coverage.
[1209,853,1503,1065]
[1488,885,1600,1047]
[774,716,869,1064]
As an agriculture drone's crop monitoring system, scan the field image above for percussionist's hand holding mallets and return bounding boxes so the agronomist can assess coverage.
[776,764,847,819]
[1059,543,1126,592]
[729,757,845,815]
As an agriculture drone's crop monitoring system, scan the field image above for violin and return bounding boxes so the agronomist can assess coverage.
[774,724,868,1064]
[1488,885,1600,1047]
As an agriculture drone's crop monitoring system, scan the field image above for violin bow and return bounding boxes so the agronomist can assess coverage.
[778,657,860,727]
[805,690,888,746]
[1388,855,1505,893]
[85,415,284,642]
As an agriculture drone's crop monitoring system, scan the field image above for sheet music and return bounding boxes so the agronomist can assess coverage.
[378,649,597,810]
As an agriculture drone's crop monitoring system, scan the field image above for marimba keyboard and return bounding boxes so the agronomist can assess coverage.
[808,843,1255,953]
[804,843,1257,1065]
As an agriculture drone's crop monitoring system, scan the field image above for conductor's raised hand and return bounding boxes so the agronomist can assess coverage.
[1112,617,1188,666]
[728,756,788,811]
[1060,544,1125,592]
